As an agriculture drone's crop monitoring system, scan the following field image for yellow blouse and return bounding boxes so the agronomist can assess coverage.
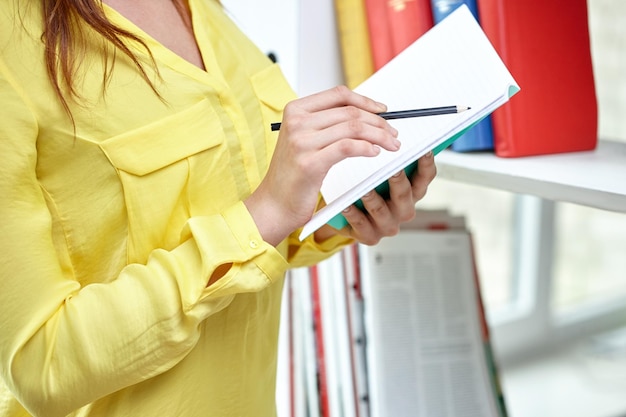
[0,1,350,416]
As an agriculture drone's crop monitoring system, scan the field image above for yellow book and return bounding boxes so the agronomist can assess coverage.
[334,0,375,89]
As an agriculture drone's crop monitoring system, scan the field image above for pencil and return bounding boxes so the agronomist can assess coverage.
[269,105,470,131]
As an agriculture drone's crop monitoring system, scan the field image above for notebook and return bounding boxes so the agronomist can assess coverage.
[300,5,519,240]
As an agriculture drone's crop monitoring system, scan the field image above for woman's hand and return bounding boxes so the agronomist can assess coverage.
[315,150,437,246]
[245,86,401,246]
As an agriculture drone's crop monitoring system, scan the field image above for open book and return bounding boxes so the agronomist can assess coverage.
[281,211,508,417]
[359,217,507,417]
[299,5,519,240]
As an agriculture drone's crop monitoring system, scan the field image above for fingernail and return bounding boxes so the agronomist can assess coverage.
[393,139,402,150]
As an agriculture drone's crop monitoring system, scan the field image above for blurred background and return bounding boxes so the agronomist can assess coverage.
[223,0,626,415]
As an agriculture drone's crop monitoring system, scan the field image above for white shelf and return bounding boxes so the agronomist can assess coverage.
[436,139,626,213]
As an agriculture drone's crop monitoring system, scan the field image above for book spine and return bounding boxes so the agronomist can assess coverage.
[363,0,394,70]
[468,236,509,417]
[431,0,478,21]
[334,0,375,89]
[386,0,434,56]
[310,265,331,417]
[450,121,494,152]
[431,0,494,152]
[342,246,370,417]
[476,0,598,157]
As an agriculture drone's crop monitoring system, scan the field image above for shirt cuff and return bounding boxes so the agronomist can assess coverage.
[220,201,290,282]
[181,201,290,300]
[287,229,354,267]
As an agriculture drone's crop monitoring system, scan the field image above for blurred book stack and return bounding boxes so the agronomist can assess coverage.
[277,209,508,417]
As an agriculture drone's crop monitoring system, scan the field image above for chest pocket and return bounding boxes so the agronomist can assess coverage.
[100,98,233,263]
[250,64,297,169]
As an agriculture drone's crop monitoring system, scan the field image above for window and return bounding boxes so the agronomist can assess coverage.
[553,203,626,316]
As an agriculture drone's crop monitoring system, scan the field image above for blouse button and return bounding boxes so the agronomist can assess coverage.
[249,240,259,249]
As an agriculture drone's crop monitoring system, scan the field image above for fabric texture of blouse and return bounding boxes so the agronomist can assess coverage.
[0,1,351,416]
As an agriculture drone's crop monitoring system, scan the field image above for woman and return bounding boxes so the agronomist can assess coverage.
[0,0,436,416]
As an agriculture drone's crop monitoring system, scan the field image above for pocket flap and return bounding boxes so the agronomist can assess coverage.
[251,64,297,111]
[101,99,223,176]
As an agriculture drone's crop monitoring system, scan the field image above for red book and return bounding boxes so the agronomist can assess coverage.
[386,0,433,56]
[477,0,598,157]
[309,265,331,417]
[365,0,433,70]
[364,0,394,70]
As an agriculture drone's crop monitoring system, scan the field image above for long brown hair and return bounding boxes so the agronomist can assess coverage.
[41,0,158,122]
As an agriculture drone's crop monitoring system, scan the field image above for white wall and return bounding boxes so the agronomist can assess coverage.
[221,0,344,95]
[294,0,344,95]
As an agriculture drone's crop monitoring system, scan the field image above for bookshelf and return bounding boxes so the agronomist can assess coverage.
[221,1,626,416]
[221,1,626,215]
[435,139,626,213]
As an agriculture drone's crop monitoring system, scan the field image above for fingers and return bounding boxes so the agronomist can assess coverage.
[410,151,437,201]
[360,191,401,236]
[341,153,438,246]
[341,190,402,246]
[280,89,400,155]
[317,120,399,160]
[293,85,387,115]
[281,86,387,134]
[340,204,382,246]
[276,90,402,176]
[308,105,399,143]
[387,170,417,222]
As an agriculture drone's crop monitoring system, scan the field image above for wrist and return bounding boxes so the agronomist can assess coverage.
[244,189,296,247]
